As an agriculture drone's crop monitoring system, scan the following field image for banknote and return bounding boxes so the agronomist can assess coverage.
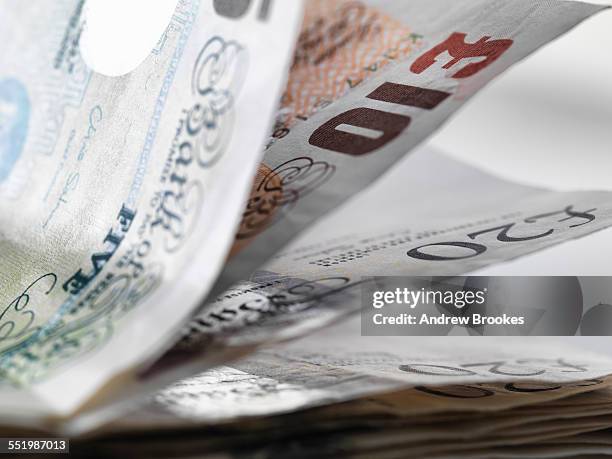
[0,0,303,415]
[215,0,610,293]
[0,0,609,430]
[65,313,612,435]
[343,420,612,458]
[172,147,612,354]
[145,0,611,407]
[112,363,612,432]
[62,375,612,457]
[48,142,612,435]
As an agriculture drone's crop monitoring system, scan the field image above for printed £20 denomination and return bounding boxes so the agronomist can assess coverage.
[218,0,608,291]
[99,1,612,431]
[152,0,609,377]
[176,148,612,350]
[0,0,609,433]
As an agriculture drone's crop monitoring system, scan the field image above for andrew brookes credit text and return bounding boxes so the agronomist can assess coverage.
[370,286,526,327]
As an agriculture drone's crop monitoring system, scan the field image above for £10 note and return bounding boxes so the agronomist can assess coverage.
[216,0,610,291]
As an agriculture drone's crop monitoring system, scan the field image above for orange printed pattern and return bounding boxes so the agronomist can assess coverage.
[273,0,423,138]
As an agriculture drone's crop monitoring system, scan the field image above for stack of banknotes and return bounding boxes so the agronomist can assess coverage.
[1,0,612,457]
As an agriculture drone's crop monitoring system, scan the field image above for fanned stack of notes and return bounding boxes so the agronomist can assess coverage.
[0,0,611,457]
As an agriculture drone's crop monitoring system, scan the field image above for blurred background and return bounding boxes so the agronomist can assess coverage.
[427,2,612,352]
[430,0,612,277]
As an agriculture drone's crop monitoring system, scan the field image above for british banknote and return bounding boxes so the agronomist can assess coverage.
[63,368,612,457]
[216,0,610,292]
[114,356,612,432]
[55,147,612,435]
[0,0,609,428]
[171,147,612,362]
[0,0,303,415]
[152,0,612,403]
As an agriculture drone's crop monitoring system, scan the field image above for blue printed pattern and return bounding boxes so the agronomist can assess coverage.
[0,78,29,183]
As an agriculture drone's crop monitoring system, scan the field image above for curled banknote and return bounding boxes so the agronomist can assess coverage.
[129,0,612,413]
[51,147,612,434]
[216,0,610,291]
[66,342,612,457]
[0,0,609,432]
[0,0,304,416]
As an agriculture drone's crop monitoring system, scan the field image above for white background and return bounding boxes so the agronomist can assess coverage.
[429,1,612,276]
